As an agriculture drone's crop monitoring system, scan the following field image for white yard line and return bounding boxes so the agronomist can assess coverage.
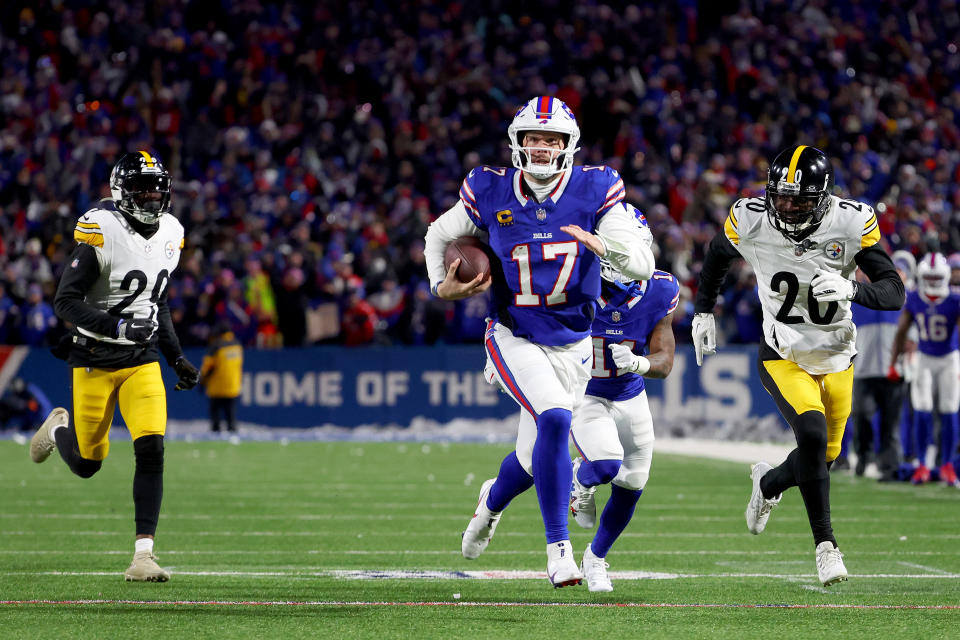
[4,569,959,580]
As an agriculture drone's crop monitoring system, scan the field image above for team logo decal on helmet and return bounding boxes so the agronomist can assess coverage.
[766,145,834,241]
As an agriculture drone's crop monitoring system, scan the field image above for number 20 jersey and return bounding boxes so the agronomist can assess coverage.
[461,165,625,346]
[722,194,880,374]
[73,200,184,345]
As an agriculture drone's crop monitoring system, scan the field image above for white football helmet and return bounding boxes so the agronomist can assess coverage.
[917,252,950,299]
[891,249,916,285]
[600,204,653,284]
[507,96,580,179]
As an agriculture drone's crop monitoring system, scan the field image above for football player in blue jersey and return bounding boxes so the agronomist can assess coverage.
[564,208,678,592]
[891,253,960,486]
[424,96,655,587]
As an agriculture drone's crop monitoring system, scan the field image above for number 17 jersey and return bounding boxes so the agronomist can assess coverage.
[461,165,625,346]
[722,195,880,374]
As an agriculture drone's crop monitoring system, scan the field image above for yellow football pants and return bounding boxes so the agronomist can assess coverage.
[72,362,167,460]
[760,358,854,463]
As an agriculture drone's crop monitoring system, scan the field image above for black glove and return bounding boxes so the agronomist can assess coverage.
[173,356,200,391]
[116,318,157,343]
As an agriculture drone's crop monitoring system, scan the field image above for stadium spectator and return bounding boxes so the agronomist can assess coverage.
[0,377,52,431]
[201,322,244,433]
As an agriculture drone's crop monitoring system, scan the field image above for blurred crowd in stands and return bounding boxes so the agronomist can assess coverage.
[2,0,960,349]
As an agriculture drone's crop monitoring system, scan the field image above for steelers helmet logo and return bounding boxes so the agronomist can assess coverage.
[824,240,844,259]
[165,241,176,259]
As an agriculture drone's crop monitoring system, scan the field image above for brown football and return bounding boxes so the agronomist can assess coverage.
[444,236,492,283]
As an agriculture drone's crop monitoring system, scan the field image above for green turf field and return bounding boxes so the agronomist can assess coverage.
[1,439,958,638]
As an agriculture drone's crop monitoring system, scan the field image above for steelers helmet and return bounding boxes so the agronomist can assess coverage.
[110,151,171,224]
[765,145,834,241]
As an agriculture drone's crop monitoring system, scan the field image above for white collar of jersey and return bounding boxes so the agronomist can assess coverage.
[513,167,572,206]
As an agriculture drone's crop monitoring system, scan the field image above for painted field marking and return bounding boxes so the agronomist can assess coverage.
[5,569,960,580]
[1,599,958,610]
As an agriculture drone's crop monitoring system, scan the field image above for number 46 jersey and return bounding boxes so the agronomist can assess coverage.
[722,194,880,374]
[73,200,184,345]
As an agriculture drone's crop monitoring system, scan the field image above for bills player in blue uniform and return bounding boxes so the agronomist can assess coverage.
[425,96,654,587]
[891,253,960,486]
[565,220,678,592]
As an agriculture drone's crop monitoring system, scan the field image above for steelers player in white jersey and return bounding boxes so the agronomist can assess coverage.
[693,145,904,586]
[29,151,199,582]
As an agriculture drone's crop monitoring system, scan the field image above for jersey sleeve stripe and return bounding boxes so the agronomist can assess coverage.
[179,238,185,249]
[460,180,479,206]
[863,215,877,230]
[667,293,680,313]
[724,214,740,245]
[606,178,625,197]
[76,222,101,231]
[728,205,739,228]
[861,223,881,249]
[598,185,626,213]
[74,230,104,248]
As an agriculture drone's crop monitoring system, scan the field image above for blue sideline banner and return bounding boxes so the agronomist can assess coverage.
[5,345,779,428]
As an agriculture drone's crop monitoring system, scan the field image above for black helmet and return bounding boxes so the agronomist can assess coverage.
[765,145,834,241]
[109,151,171,224]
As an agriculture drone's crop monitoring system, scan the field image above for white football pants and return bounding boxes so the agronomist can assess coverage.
[911,350,960,413]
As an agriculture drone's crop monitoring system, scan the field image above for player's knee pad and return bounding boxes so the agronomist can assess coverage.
[613,469,648,492]
[613,443,653,490]
[133,434,164,474]
[536,407,571,437]
[72,457,102,479]
[793,411,828,482]
[578,459,621,487]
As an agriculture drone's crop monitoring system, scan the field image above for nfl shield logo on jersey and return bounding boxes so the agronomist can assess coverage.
[536,208,547,222]
[611,311,621,323]
[824,240,844,260]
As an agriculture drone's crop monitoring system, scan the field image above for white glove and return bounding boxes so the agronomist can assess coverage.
[691,312,716,366]
[609,343,650,375]
[810,268,856,302]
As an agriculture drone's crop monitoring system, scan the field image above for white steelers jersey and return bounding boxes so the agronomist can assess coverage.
[723,194,881,374]
[73,201,184,345]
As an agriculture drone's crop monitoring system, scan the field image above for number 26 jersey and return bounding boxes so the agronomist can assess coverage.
[722,195,880,374]
[73,200,184,345]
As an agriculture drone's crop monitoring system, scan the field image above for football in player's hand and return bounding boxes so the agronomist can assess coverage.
[444,236,492,283]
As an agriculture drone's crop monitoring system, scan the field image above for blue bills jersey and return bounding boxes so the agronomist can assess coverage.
[905,290,960,356]
[460,165,625,346]
[586,270,680,401]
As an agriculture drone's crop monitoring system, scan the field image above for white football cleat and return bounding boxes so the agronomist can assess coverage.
[569,457,597,529]
[745,462,781,534]
[580,544,613,592]
[29,407,69,463]
[546,540,582,588]
[461,478,501,559]
[124,550,170,582]
[815,541,848,586]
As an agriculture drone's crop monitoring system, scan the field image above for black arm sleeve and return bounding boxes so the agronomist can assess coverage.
[852,245,905,311]
[54,243,119,338]
[694,231,742,313]
[156,291,184,366]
